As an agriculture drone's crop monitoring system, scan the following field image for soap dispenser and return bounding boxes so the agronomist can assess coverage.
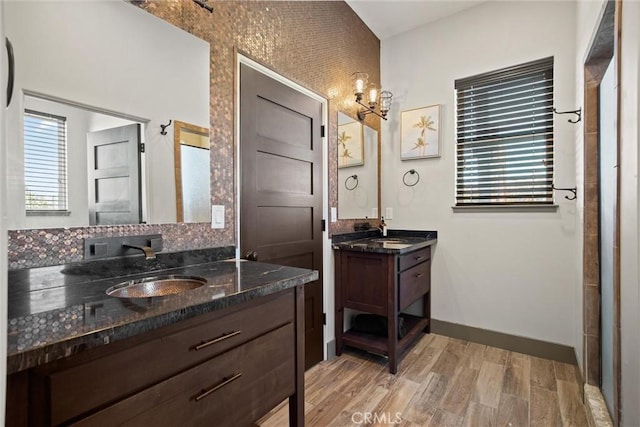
[380,216,388,237]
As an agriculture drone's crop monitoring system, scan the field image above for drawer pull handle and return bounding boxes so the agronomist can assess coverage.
[194,373,242,402]
[415,273,425,278]
[194,330,242,351]
[414,256,426,261]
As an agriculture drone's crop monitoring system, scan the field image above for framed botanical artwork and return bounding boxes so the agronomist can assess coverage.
[401,104,441,160]
[337,120,364,168]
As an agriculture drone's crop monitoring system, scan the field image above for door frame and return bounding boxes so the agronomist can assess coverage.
[582,0,621,424]
[235,53,330,360]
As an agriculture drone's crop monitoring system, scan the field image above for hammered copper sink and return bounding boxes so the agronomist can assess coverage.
[105,275,208,298]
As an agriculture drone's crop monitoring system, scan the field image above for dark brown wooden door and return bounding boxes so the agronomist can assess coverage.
[87,124,141,225]
[240,64,324,369]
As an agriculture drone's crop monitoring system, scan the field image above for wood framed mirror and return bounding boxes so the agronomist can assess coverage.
[173,121,211,223]
[337,112,379,220]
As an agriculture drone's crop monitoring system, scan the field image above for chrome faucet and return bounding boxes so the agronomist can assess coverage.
[122,243,156,260]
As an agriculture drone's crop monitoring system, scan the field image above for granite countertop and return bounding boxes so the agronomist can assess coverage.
[7,247,318,374]
[332,229,437,254]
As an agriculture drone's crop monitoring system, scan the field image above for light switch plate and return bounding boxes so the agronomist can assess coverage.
[331,207,337,222]
[385,207,393,220]
[212,205,225,229]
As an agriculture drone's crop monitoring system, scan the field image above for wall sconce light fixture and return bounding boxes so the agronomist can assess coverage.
[352,72,393,121]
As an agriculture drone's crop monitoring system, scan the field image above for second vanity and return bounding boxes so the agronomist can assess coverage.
[333,230,437,374]
[6,247,317,426]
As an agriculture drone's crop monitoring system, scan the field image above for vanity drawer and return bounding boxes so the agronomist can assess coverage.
[73,323,295,427]
[398,247,430,272]
[37,290,295,426]
[398,258,430,310]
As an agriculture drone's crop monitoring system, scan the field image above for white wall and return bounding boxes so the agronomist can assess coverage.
[618,2,640,424]
[380,1,578,346]
[4,0,209,228]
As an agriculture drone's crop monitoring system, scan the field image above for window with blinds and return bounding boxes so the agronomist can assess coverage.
[24,109,68,212]
[455,57,554,206]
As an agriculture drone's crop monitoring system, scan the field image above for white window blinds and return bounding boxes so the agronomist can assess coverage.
[455,57,554,206]
[24,109,68,211]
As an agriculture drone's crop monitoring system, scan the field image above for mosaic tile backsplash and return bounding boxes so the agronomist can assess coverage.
[8,223,223,270]
[8,1,380,269]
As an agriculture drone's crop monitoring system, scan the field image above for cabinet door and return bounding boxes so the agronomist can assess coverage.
[74,323,295,427]
[340,251,392,316]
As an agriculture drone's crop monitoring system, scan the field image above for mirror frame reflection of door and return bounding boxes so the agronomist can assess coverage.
[173,120,210,223]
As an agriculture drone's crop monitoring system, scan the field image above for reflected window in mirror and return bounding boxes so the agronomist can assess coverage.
[174,121,211,223]
[5,0,210,230]
[9,94,147,229]
[23,109,68,214]
[337,112,379,220]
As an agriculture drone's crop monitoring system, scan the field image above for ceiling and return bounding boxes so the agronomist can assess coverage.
[345,0,486,40]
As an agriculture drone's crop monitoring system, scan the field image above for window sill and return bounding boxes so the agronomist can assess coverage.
[452,205,559,213]
[26,210,71,217]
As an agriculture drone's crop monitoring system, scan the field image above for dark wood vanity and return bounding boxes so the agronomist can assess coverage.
[5,256,315,427]
[334,234,435,374]
[7,288,304,426]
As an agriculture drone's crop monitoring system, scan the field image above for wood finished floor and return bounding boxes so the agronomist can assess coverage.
[257,333,588,426]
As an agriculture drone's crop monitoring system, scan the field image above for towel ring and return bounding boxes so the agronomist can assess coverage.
[402,169,420,187]
[345,174,358,190]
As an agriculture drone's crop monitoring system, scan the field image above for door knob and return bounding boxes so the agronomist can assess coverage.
[244,251,258,261]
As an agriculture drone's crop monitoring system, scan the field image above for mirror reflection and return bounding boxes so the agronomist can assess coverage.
[14,94,147,228]
[174,122,211,223]
[5,0,210,229]
[337,112,379,220]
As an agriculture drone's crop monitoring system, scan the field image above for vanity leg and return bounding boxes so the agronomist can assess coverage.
[388,256,398,374]
[335,307,344,356]
[289,285,305,427]
[388,316,398,374]
[6,371,28,427]
[423,291,431,334]
[334,251,344,356]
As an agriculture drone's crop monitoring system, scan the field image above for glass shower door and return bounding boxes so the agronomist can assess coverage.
[598,59,616,417]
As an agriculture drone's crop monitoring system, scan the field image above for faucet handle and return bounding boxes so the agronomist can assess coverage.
[149,237,163,252]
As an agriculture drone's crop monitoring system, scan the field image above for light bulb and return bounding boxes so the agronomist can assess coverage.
[351,72,368,102]
[368,84,378,106]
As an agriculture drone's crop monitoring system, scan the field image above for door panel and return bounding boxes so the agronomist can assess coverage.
[256,207,313,244]
[256,97,312,149]
[256,153,312,194]
[240,64,324,369]
[87,124,141,225]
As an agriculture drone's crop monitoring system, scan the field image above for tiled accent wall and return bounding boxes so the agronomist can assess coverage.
[583,69,601,387]
[8,0,380,269]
